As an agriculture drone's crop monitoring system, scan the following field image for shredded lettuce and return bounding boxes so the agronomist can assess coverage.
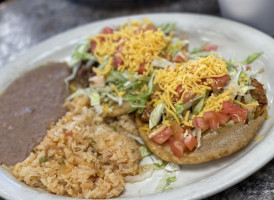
[190,42,209,54]
[224,65,242,99]
[165,162,180,172]
[151,154,164,166]
[67,88,103,114]
[124,72,155,113]
[175,103,184,114]
[241,52,263,65]
[160,23,176,34]
[107,69,127,83]
[106,94,123,106]
[166,176,176,184]
[66,40,97,89]
[149,102,166,129]
[139,145,152,158]
[155,171,176,192]
[64,62,81,90]
[151,58,173,68]
[190,51,210,59]
[193,91,208,115]
[153,163,167,170]
[69,40,96,67]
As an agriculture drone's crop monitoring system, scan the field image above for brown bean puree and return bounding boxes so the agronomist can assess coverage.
[0,63,69,165]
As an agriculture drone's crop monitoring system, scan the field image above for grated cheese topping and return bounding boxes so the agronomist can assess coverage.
[89,19,171,75]
[151,54,230,125]
[154,54,228,102]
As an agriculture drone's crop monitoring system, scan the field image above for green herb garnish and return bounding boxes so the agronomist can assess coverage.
[39,156,48,163]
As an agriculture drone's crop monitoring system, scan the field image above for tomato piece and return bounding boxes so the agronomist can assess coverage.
[173,51,189,63]
[113,53,123,68]
[222,101,248,123]
[183,92,195,103]
[193,117,209,130]
[117,44,124,53]
[169,137,186,158]
[175,85,194,103]
[184,133,198,151]
[146,26,157,32]
[90,40,97,55]
[214,112,230,125]
[175,85,184,98]
[202,44,218,52]
[138,62,147,75]
[151,127,173,144]
[211,75,230,92]
[246,66,252,71]
[203,111,219,130]
[170,121,186,141]
[101,26,114,34]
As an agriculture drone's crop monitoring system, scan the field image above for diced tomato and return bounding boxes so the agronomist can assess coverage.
[151,127,173,144]
[193,117,209,130]
[117,44,124,53]
[170,137,187,158]
[100,26,114,34]
[246,66,252,71]
[113,53,123,68]
[175,85,184,98]
[183,92,195,103]
[173,51,189,63]
[146,26,157,32]
[222,101,248,123]
[91,40,97,55]
[203,111,219,130]
[202,44,218,52]
[184,133,198,151]
[214,112,231,125]
[170,121,187,141]
[138,62,147,75]
[211,75,230,92]
[175,85,194,103]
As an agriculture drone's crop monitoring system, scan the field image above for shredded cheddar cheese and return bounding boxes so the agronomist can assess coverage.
[149,54,231,125]
[197,89,232,117]
[255,134,263,142]
[89,19,171,75]
[154,54,228,102]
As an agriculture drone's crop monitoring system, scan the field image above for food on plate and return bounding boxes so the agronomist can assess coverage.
[0,17,268,199]
[5,19,188,199]
[0,63,69,165]
[12,95,141,199]
[137,52,267,164]
[67,18,189,117]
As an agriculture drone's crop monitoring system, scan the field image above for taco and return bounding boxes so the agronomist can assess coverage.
[136,53,268,164]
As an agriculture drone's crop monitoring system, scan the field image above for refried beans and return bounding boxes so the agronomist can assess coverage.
[0,62,69,165]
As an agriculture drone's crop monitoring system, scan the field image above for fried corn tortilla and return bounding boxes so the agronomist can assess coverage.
[106,101,132,118]
[137,109,266,164]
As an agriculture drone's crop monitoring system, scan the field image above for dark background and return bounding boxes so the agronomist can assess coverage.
[0,0,273,199]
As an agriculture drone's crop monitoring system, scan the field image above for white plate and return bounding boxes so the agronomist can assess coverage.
[0,13,274,200]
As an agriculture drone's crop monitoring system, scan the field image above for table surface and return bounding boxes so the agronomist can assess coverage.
[0,0,273,199]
